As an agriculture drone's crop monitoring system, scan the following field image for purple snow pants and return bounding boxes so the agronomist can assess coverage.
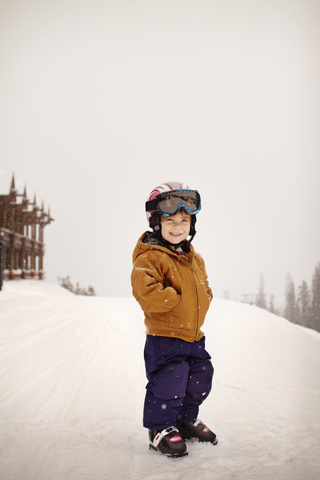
[143,335,214,430]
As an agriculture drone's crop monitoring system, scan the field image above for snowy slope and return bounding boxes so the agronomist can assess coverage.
[0,281,319,480]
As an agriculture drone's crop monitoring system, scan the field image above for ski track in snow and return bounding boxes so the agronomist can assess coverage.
[0,281,320,480]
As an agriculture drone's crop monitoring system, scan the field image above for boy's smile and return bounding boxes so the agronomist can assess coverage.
[160,211,191,247]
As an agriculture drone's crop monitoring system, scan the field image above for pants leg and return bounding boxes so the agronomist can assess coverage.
[177,336,214,422]
[143,336,190,430]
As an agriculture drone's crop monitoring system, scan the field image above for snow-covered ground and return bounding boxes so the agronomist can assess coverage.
[0,281,319,480]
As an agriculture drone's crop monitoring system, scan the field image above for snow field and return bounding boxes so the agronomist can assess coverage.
[0,281,319,480]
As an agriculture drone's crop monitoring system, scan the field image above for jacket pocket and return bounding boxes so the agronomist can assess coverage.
[166,284,196,332]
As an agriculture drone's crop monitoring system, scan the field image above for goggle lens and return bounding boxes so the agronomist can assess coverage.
[156,190,200,215]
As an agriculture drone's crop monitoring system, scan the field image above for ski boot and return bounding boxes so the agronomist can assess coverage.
[177,419,218,445]
[149,426,188,458]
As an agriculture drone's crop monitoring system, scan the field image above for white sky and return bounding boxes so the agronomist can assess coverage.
[1,0,319,306]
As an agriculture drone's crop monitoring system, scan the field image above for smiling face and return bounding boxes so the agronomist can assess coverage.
[160,210,191,248]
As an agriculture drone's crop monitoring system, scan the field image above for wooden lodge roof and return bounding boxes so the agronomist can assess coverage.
[0,171,54,283]
[0,171,54,227]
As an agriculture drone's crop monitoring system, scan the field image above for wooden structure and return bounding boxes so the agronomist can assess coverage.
[0,174,54,281]
[241,294,256,305]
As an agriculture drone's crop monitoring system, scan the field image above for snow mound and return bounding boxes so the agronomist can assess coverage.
[0,281,319,480]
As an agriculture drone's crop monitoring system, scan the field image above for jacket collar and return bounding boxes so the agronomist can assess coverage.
[132,231,194,264]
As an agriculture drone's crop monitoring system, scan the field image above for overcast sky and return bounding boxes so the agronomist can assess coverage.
[1,0,319,307]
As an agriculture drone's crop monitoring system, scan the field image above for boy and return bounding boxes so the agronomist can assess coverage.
[131,182,217,458]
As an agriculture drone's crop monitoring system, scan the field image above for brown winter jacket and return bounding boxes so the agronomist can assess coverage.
[131,232,213,343]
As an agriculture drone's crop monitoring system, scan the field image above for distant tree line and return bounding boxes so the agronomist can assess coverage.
[58,276,96,296]
[253,263,320,333]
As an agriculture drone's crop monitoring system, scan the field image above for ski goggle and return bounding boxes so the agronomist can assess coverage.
[146,189,201,216]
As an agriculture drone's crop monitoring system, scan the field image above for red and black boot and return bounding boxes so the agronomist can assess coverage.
[177,419,218,445]
[149,426,188,458]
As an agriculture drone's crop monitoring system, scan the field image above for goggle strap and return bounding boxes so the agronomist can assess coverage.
[145,199,158,212]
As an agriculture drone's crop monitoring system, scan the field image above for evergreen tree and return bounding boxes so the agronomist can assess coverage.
[310,263,320,333]
[294,300,301,326]
[284,274,296,323]
[269,294,275,314]
[274,305,281,317]
[74,282,83,296]
[58,276,74,293]
[255,274,267,309]
[86,285,96,296]
[297,280,311,328]
[58,276,96,297]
